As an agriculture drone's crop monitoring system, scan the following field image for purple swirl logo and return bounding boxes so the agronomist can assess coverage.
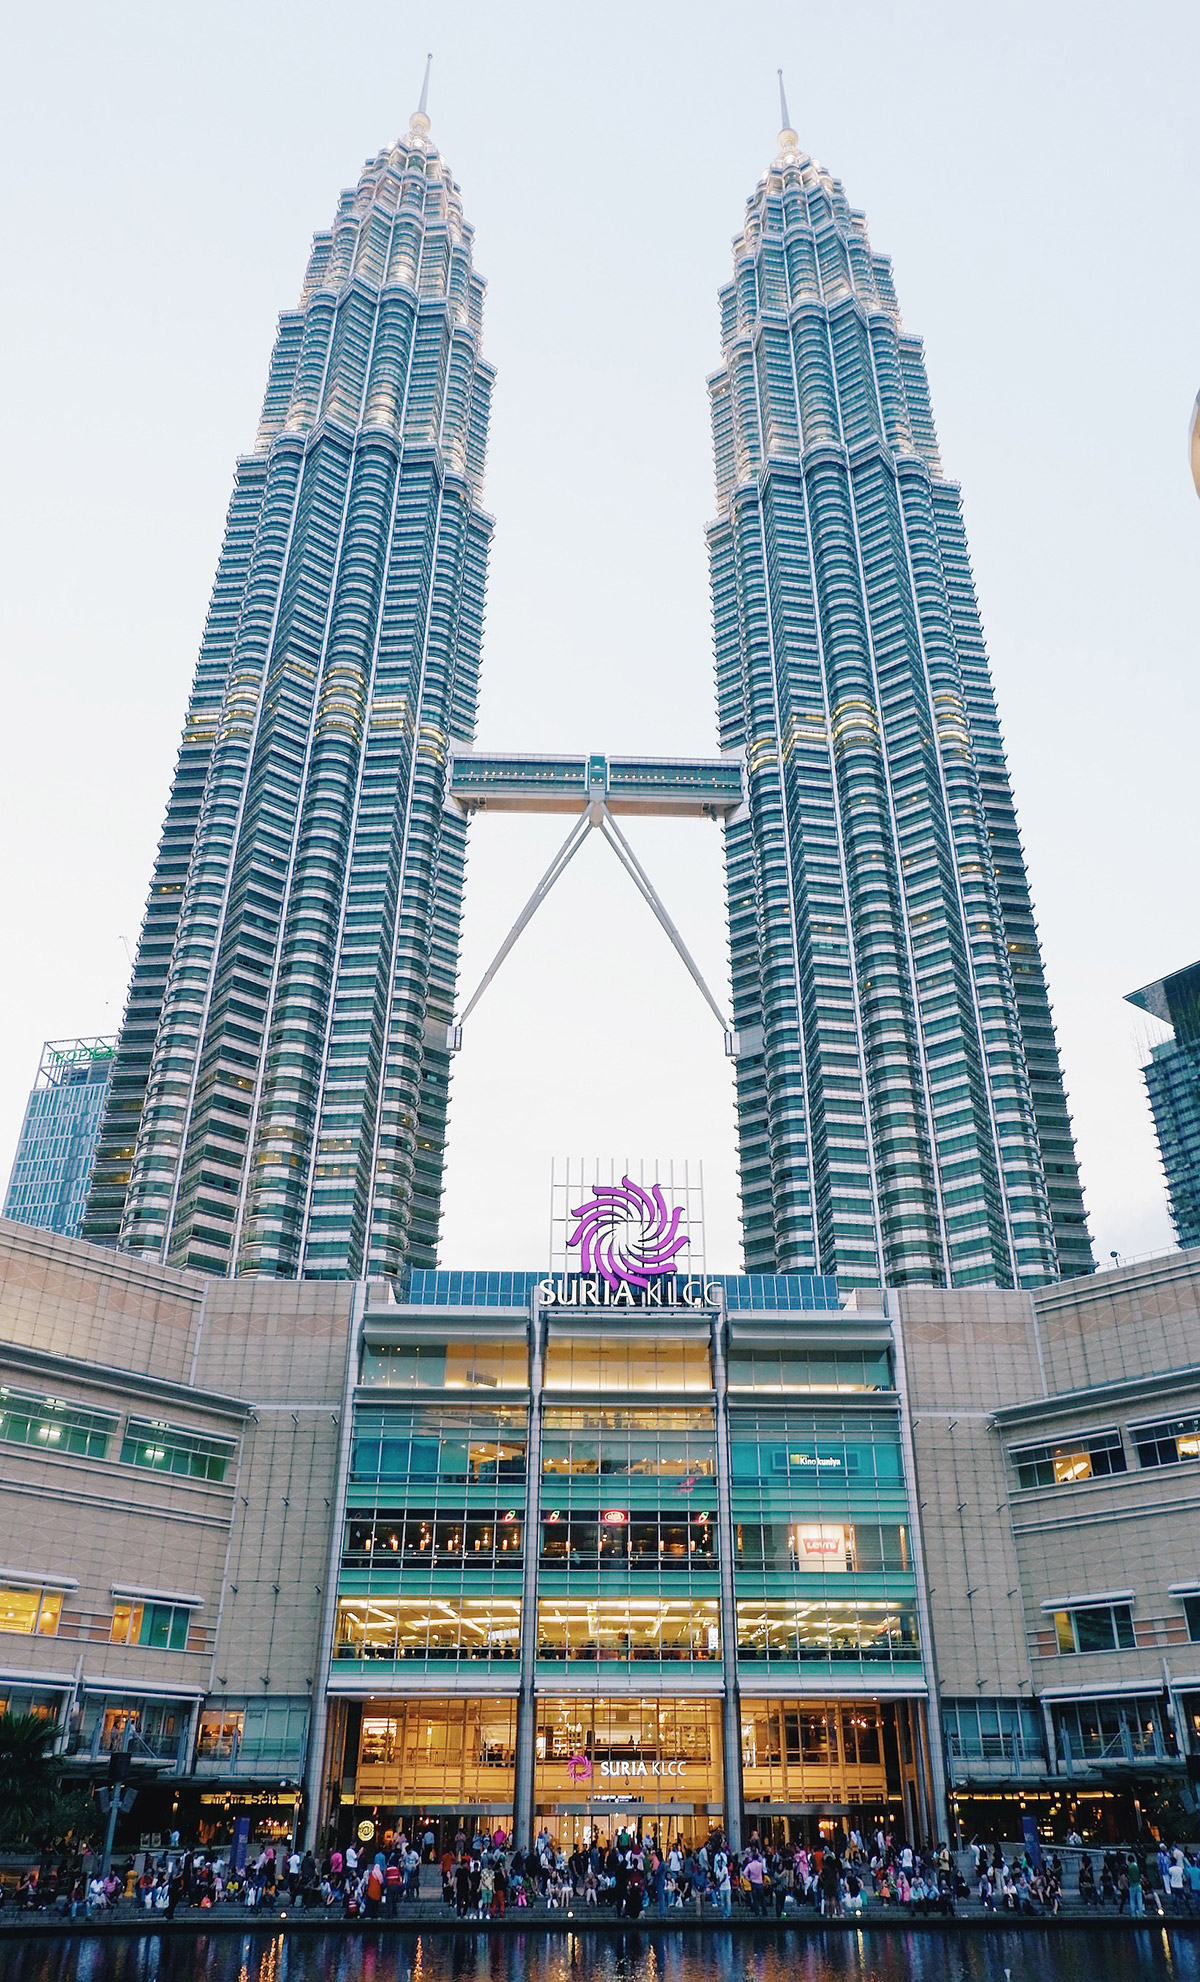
[567,1177,690,1291]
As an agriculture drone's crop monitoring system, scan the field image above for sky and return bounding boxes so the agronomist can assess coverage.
[1,0,1197,1273]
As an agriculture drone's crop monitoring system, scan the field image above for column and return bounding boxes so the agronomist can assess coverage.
[711,1289,743,1849]
[512,1288,545,1848]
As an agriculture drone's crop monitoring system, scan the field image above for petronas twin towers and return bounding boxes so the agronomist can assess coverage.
[84,82,1092,1290]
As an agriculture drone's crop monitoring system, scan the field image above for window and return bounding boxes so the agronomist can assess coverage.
[334,1596,521,1663]
[727,1347,892,1392]
[1051,1603,1135,1654]
[110,1601,192,1650]
[361,1339,528,1390]
[1131,1417,1200,1470]
[197,1711,244,1759]
[541,1407,715,1480]
[0,1586,62,1637]
[1011,1429,1126,1489]
[349,1407,527,1485]
[343,1507,523,1567]
[734,1520,909,1573]
[1183,1596,1200,1644]
[536,1598,720,1664]
[0,1386,116,1460]
[540,1508,715,1568]
[119,1419,235,1483]
[543,1334,712,1393]
[736,1599,919,1663]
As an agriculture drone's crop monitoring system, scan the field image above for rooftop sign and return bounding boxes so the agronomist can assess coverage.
[567,1175,690,1292]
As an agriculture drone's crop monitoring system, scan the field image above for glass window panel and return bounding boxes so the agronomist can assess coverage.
[0,1588,42,1636]
[120,1418,234,1483]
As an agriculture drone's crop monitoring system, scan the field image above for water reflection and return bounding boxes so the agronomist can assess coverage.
[4,1931,1200,1982]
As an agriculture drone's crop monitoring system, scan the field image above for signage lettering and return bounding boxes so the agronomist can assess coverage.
[597,1759,687,1779]
[536,1275,720,1310]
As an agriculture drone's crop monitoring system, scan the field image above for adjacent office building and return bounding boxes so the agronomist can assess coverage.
[1127,962,1200,1249]
[3,1039,116,1238]
[711,105,1090,1289]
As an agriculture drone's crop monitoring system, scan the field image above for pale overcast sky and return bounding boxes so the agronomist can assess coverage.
[1,0,1197,1272]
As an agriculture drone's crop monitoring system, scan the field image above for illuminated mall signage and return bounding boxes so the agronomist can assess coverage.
[598,1758,687,1780]
[796,1523,848,1570]
[568,1177,689,1287]
[537,1274,719,1309]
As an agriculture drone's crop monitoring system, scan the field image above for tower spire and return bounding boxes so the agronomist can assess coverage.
[777,67,798,147]
[409,52,433,138]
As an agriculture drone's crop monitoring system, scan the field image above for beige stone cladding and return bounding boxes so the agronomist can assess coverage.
[194,1277,355,1700]
[0,1223,354,1737]
[895,1256,1200,1722]
[893,1287,1038,1700]
[0,1217,203,1380]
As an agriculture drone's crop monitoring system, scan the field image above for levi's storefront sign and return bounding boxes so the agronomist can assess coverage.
[795,1523,848,1570]
[541,1170,716,1307]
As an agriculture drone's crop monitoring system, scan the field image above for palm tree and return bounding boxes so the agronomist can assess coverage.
[0,1711,59,1845]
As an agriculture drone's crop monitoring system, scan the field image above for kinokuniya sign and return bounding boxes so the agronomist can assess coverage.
[543,1175,715,1306]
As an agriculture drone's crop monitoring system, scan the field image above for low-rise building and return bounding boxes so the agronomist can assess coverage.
[2,1212,1200,1852]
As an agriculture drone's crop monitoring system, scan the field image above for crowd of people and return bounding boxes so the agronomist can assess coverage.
[8,1827,1200,1923]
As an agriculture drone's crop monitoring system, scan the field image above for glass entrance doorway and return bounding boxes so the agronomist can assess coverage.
[535,1696,723,1847]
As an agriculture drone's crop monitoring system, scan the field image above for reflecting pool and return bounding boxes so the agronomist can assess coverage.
[5,1929,1200,1982]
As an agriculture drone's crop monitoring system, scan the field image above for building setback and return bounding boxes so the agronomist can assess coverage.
[3,1038,116,1238]
[710,106,1091,1288]
[84,95,493,1281]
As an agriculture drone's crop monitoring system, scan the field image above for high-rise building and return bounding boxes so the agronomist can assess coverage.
[710,97,1091,1288]
[1127,960,1200,1249]
[84,84,494,1279]
[85,87,1089,1295]
[3,1037,116,1237]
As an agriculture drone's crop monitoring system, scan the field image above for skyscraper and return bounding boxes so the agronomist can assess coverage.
[1127,960,1200,1250]
[710,96,1091,1288]
[4,1038,116,1238]
[84,82,1090,1296]
[84,82,494,1278]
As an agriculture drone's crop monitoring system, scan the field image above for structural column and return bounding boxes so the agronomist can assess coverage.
[512,1288,546,1848]
[711,1289,743,1849]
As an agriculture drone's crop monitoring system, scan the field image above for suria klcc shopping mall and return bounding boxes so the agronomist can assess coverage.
[325,1172,937,1851]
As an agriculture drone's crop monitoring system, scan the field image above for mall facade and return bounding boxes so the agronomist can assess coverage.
[3,1212,1200,1853]
[321,1264,937,1851]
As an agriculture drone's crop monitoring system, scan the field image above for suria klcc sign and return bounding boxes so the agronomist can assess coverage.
[538,1175,718,1308]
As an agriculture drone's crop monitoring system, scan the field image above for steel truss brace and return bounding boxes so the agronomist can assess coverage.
[451,800,731,1047]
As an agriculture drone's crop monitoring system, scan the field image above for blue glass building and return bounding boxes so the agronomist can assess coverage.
[1127,961,1200,1249]
[3,1038,116,1238]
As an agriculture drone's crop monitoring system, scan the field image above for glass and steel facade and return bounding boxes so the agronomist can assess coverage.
[1127,960,1200,1248]
[710,126,1091,1289]
[84,104,493,1279]
[321,1272,939,1848]
[3,1038,116,1237]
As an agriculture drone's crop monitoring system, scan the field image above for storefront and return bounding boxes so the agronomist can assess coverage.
[534,1696,723,1845]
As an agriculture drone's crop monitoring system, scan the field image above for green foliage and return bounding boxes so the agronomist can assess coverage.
[0,1712,60,1847]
